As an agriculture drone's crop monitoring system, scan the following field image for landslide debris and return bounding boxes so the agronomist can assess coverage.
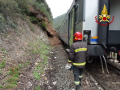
[29,5,61,46]
[0,0,60,90]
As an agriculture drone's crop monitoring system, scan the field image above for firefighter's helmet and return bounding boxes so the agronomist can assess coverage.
[74,32,83,41]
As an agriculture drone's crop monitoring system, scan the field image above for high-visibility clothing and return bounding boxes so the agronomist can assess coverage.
[68,40,87,68]
[73,66,83,86]
[79,75,83,78]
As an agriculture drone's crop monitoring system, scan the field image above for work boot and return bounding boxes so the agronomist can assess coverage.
[79,78,82,86]
[76,85,81,90]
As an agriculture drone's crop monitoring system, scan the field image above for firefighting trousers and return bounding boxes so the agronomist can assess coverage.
[73,66,83,85]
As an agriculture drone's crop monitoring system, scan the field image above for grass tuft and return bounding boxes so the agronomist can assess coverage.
[35,85,41,90]
[0,70,1,74]
[0,61,5,68]
[33,71,41,80]
[5,84,17,89]
[5,67,20,89]
[0,85,3,89]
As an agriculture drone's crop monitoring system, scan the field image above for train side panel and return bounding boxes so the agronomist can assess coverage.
[58,16,69,45]
[108,0,120,45]
[58,0,75,45]
[74,0,84,33]
[83,0,99,44]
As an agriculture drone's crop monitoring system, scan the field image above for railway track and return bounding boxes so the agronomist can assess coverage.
[85,69,109,90]
[86,61,120,90]
[107,61,120,77]
[107,60,120,71]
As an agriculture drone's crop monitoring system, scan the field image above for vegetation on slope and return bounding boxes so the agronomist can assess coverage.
[53,13,66,31]
[0,0,53,33]
[31,0,53,24]
[0,0,54,89]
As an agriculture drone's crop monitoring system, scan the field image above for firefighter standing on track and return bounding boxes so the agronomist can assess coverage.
[68,32,87,90]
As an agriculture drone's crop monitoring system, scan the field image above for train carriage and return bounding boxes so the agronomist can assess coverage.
[58,0,120,62]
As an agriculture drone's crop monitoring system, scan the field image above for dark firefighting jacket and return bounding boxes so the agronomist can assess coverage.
[68,40,87,68]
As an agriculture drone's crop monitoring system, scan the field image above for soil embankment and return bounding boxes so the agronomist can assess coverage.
[0,4,61,89]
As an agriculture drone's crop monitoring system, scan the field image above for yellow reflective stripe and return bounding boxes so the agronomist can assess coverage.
[74,81,80,85]
[79,75,83,78]
[75,48,87,52]
[68,60,72,62]
[73,62,86,66]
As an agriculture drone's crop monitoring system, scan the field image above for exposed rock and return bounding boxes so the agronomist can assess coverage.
[26,82,32,89]
[53,81,57,85]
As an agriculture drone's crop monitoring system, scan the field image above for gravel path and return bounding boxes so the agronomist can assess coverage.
[41,44,104,90]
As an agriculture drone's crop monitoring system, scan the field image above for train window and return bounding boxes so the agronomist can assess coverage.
[75,6,78,23]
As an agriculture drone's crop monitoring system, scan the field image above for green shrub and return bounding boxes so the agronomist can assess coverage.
[0,85,3,89]
[33,71,41,80]
[0,70,1,74]
[24,17,35,32]
[5,84,17,89]
[6,77,19,83]
[9,67,20,75]
[18,64,23,69]
[30,16,39,24]
[1,48,5,51]
[32,0,53,23]
[5,67,20,89]
[0,61,5,68]
[14,0,29,14]
[3,51,7,54]
[0,0,19,31]
[0,14,5,23]
[39,22,47,30]
[0,0,53,32]
[0,0,30,32]
[35,85,41,90]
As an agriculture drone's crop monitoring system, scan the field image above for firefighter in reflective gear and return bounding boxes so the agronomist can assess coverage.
[68,32,87,90]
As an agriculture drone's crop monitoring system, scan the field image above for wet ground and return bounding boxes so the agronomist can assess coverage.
[87,62,120,90]
[41,44,104,90]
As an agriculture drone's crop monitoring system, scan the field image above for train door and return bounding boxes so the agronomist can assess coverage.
[69,7,75,46]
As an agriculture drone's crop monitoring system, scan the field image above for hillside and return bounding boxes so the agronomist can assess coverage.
[0,0,61,89]
[53,13,66,31]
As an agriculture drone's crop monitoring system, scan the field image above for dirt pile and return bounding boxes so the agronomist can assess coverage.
[45,17,61,46]
[29,5,61,46]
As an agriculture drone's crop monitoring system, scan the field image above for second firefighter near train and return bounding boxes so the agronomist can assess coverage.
[95,4,114,26]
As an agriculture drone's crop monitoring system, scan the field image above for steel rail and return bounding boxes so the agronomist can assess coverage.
[85,69,109,90]
[107,61,120,71]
